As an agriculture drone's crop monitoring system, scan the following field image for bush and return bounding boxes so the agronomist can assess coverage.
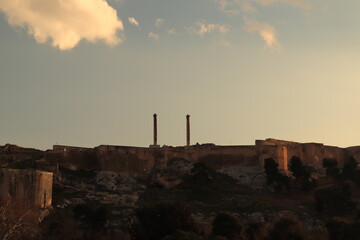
[323,158,338,169]
[72,204,109,239]
[161,230,202,240]
[264,158,291,192]
[315,183,354,215]
[265,217,304,240]
[244,222,267,240]
[289,157,308,178]
[0,200,39,240]
[342,157,358,180]
[289,156,317,192]
[131,202,198,240]
[323,158,341,180]
[326,217,360,240]
[212,212,242,240]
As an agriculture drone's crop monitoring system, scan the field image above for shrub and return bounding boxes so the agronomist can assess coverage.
[0,200,39,240]
[264,158,291,192]
[72,204,109,239]
[212,212,242,240]
[326,217,360,240]
[289,156,317,192]
[315,183,353,215]
[342,157,358,180]
[323,158,341,180]
[161,230,202,240]
[265,217,304,240]
[131,202,197,240]
[323,158,338,169]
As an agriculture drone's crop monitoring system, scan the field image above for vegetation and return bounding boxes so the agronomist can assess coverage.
[326,217,360,240]
[323,158,341,181]
[264,158,290,192]
[161,230,202,240]
[342,157,358,180]
[130,202,198,240]
[289,156,317,192]
[212,212,242,240]
[0,200,39,240]
[315,183,354,215]
[265,217,304,240]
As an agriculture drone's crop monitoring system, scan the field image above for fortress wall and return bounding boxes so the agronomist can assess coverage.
[258,142,327,170]
[47,139,350,178]
[96,146,154,178]
[195,146,258,170]
[345,146,360,163]
[324,146,346,166]
[46,146,99,170]
[162,147,198,162]
[258,145,280,168]
[300,143,324,167]
[0,169,53,209]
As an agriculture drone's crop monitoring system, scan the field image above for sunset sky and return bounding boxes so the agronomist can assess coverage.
[1,0,360,150]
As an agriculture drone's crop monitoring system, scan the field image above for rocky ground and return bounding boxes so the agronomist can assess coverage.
[0,145,330,239]
[46,159,327,238]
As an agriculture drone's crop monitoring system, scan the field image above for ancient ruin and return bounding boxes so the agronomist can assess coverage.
[0,169,53,209]
[44,114,360,178]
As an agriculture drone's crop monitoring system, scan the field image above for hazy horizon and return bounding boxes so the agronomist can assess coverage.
[1,0,360,150]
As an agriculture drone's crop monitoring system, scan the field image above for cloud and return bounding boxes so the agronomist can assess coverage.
[155,18,164,27]
[214,0,256,14]
[213,0,311,14]
[187,22,230,36]
[128,17,140,27]
[148,32,160,40]
[254,0,311,10]
[0,0,123,50]
[167,28,177,35]
[244,19,280,49]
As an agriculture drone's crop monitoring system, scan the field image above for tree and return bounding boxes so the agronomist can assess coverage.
[0,200,39,240]
[289,156,308,178]
[323,158,341,181]
[265,217,304,240]
[264,158,280,185]
[264,158,291,192]
[131,202,198,240]
[212,212,242,240]
[289,156,317,192]
[342,157,358,180]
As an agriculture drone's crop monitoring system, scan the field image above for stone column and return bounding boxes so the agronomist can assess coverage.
[153,114,157,146]
[186,114,190,147]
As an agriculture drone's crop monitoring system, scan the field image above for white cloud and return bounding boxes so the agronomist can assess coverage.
[244,19,280,49]
[128,17,140,27]
[167,28,177,35]
[155,18,164,27]
[0,0,123,50]
[187,22,230,36]
[148,32,160,40]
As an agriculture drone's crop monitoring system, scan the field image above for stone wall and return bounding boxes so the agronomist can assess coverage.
[256,139,347,170]
[46,139,356,177]
[0,169,53,209]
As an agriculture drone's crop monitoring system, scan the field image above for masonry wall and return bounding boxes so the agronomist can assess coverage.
[0,169,53,209]
[256,139,347,170]
[47,139,352,177]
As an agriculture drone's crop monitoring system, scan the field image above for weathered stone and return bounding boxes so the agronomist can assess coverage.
[0,169,53,209]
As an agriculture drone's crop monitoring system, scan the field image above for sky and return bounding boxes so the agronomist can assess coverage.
[1,0,360,150]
